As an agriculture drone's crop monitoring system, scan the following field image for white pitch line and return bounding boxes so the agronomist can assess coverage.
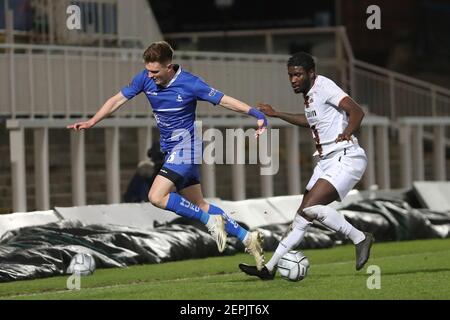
[1,273,241,299]
[2,249,449,299]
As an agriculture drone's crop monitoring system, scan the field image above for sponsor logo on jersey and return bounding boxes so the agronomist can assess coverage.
[306,110,317,118]
[146,91,158,96]
[176,94,183,102]
[208,88,218,97]
[154,114,171,127]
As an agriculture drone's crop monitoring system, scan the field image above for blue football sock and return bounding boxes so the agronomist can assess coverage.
[166,193,210,225]
[208,204,248,242]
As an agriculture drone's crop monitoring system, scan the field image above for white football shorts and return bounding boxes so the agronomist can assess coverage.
[306,145,367,201]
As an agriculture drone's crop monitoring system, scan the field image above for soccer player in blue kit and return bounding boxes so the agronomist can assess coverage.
[67,41,267,269]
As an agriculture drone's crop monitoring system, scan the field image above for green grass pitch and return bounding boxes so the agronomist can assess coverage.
[1,238,449,300]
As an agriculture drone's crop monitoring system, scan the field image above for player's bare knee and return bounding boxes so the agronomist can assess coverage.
[148,191,165,208]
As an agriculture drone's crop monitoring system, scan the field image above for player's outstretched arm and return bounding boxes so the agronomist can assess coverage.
[218,95,267,137]
[335,96,365,142]
[257,103,309,128]
[67,92,128,130]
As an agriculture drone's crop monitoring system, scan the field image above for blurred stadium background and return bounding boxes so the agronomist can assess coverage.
[0,0,449,294]
[0,0,449,213]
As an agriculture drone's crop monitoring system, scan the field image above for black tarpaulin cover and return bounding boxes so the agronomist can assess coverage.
[0,198,449,283]
[0,221,229,283]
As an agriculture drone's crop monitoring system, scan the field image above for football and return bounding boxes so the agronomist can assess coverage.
[67,253,96,276]
[277,250,310,282]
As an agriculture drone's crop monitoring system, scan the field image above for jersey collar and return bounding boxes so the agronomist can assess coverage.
[163,65,182,88]
[306,75,320,96]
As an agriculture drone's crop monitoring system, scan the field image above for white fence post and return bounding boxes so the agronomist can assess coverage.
[375,125,390,189]
[105,127,121,203]
[138,126,152,162]
[201,162,216,198]
[9,125,27,212]
[231,126,246,201]
[70,130,86,206]
[286,126,301,195]
[202,126,216,198]
[433,125,446,181]
[259,129,274,197]
[412,124,425,181]
[34,128,50,210]
[361,124,376,188]
[399,124,413,188]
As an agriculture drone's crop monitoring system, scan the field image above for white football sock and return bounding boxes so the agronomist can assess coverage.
[304,205,365,244]
[265,215,311,272]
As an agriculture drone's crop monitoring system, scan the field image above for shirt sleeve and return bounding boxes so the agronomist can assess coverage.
[121,71,145,100]
[193,77,225,105]
[324,78,348,107]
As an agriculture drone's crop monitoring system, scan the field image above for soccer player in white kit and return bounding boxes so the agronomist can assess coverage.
[239,52,374,280]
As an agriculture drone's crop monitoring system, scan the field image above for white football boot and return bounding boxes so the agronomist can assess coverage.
[244,231,265,271]
[207,215,227,253]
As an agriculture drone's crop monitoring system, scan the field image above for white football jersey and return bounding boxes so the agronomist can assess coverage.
[304,75,359,158]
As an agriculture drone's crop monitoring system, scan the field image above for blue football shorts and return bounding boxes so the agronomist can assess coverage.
[158,146,201,191]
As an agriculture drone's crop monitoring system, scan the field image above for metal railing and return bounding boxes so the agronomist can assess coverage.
[334,28,450,119]
[6,116,391,213]
[2,27,450,213]
[397,117,450,186]
[2,27,449,121]
[352,59,450,119]
[1,43,327,119]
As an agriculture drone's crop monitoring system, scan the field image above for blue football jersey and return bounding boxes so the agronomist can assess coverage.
[121,66,224,153]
